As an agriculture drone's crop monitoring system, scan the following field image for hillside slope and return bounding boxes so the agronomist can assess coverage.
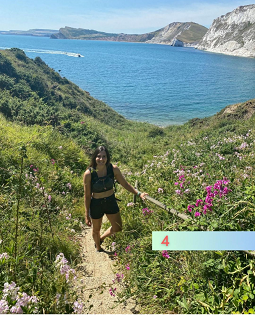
[0,48,169,167]
[0,48,126,127]
[0,29,58,37]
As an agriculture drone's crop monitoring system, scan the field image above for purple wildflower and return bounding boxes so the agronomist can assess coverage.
[142,208,153,216]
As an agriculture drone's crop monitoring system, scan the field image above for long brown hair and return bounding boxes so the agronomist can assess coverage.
[89,146,111,169]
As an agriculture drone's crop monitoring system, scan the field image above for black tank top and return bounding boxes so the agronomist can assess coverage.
[90,164,114,193]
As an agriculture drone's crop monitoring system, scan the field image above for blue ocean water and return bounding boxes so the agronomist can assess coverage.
[1,35,255,126]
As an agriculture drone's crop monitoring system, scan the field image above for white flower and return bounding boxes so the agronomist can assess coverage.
[0,299,9,314]
[0,253,9,260]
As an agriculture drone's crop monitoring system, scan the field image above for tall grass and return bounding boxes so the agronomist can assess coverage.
[0,116,88,313]
[104,116,255,314]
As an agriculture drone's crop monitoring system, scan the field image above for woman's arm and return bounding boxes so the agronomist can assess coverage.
[83,169,92,226]
[113,165,147,200]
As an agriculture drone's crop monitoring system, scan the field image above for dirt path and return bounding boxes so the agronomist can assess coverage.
[74,219,140,314]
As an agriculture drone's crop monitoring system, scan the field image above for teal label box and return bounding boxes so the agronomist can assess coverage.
[152,231,255,251]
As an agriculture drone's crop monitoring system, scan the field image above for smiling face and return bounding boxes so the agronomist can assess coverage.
[90,146,110,169]
[95,150,107,167]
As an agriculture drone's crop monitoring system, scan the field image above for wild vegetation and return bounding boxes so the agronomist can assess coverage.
[0,48,255,314]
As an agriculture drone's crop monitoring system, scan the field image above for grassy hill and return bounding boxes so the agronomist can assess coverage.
[51,23,207,44]
[177,23,208,43]
[1,48,255,314]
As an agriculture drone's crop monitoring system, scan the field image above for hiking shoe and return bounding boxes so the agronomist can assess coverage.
[94,239,103,248]
[96,248,105,253]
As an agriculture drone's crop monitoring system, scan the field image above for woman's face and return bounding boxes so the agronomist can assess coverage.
[95,150,107,167]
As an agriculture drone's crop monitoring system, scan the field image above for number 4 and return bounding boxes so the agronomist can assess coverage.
[161,235,169,246]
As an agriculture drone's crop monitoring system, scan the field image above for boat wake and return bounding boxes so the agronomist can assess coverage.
[0,47,84,58]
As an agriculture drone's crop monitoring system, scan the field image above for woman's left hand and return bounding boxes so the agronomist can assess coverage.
[139,192,148,200]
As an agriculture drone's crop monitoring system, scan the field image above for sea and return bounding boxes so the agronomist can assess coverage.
[1,34,255,126]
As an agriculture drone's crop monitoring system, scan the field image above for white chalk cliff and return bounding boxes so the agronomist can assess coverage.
[196,4,255,57]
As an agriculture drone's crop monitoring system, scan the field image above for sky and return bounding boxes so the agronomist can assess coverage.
[0,0,252,33]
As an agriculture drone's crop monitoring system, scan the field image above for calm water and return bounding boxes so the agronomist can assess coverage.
[1,35,255,126]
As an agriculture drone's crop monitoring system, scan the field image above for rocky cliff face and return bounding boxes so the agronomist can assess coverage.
[196,4,255,57]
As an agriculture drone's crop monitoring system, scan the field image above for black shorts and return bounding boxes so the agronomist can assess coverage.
[89,194,120,220]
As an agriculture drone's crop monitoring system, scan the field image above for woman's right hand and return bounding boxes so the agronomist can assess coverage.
[86,216,92,227]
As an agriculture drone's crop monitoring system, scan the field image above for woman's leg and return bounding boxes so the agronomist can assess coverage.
[100,212,122,242]
[91,217,103,250]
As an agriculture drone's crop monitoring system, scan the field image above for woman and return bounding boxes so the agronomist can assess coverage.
[83,146,147,252]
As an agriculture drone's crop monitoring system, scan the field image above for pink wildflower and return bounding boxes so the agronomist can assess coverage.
[187,205,194,212]
[195,199,203,207]
[109,288,116,297]
[162,250,170,259]
[142,208,153,215]
[114,273,124,283]
[66,214,71,220]
[206,186,213,193]
[179,175,185,181]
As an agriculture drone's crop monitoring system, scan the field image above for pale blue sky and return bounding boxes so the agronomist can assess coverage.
[0,0,252,33]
